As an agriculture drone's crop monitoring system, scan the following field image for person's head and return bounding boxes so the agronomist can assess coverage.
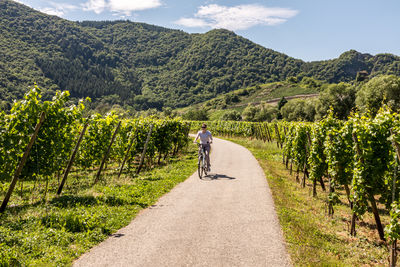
[201,123,207,133]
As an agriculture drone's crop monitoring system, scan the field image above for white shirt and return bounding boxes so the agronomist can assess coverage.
[197,130,212,144]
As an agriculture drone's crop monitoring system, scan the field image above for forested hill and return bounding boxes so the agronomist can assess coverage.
[1,0,400,111]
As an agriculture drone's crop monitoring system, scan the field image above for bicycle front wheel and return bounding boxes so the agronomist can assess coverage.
[198,156,204,179]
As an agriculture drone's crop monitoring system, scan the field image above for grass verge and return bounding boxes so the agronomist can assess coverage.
[0,144,198,266]
[227,137,388,266]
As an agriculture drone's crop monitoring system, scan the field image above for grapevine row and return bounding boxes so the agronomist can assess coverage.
[0,86,190,212]
[196,108,400,265]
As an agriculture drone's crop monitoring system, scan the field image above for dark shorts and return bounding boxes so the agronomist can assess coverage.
[199,143,210,153]
[199,143,211,165]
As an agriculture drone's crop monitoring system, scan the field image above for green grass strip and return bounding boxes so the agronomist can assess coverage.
[227,138,387,267]
[0,145,198,266]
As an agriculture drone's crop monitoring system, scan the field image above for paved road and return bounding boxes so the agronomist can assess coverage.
[74,137,292,267]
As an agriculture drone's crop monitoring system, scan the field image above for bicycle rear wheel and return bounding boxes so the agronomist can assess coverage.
[203,156,208,176]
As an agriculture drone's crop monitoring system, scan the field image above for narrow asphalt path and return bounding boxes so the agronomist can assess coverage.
[74,137,291,267]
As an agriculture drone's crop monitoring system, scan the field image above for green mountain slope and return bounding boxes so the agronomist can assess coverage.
[1,0,400,111]
[179,79,320,115]
[0,1,141,109]
[77,22,303,108]
[303,50,400,82]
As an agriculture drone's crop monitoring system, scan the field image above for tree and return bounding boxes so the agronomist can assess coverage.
[221,110,241,121]
[242,104,258,121]
[356,75,400,114]
[281,99,317,122]
[182,108,209,121]
[286,76,298,83]
[318,82,356,120]
[254,104,278,122]
[277,96,288,119]
[300,77,323,89]
[278,96,288,110]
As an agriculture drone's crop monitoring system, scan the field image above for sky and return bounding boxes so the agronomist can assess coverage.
[13,0,400,62]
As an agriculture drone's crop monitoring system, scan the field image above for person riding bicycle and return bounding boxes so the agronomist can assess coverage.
[194,123,213,171]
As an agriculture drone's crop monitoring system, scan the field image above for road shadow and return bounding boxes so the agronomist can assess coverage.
[201,173,236,181]
[49,194,148,208]
[110,233,125,238]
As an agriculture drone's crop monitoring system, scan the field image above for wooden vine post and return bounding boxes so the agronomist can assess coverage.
[322,132,334,215]
[327,173,335,216]
[57,121,89,195]
[302,132,312,188]
[253,125,258,140]
[306,131,319,197]
[263,124,268,142]
[254,124,259,140]
[352,132,385,240]
[282,127,288,164]
[258,124,266,142]
[117,131,137,178]
[274,124,282,148]
[264,124,272,143]
[261,124,266,142]
[94,121,121,184]
[0,112,46,213]
[136,124,154,175]
[349,132,359,236]
[257,124,262,142]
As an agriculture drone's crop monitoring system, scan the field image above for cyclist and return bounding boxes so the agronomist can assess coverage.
[194,123,213,171]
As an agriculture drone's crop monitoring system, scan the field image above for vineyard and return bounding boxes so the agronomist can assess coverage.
[193,109,400,265]
[3,87,400,265]
[0,86,193,265]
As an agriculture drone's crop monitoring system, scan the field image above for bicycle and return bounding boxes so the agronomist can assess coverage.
[197,143,209,179]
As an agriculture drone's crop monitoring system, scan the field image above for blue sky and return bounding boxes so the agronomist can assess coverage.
[14,0,400,61]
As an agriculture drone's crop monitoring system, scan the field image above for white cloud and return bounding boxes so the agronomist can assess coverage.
[39,7,65,16]
[39,1,78,17]
[82,0,107,14]
[175,4,298,31]
[48,1,78,11]
[174,18,209,28]
[109,0,162,12]
[82,0,162,16]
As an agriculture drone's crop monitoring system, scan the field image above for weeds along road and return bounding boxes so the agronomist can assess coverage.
[74,137,291,267]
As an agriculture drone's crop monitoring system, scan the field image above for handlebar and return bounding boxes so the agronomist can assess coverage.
[195,141,212,145]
